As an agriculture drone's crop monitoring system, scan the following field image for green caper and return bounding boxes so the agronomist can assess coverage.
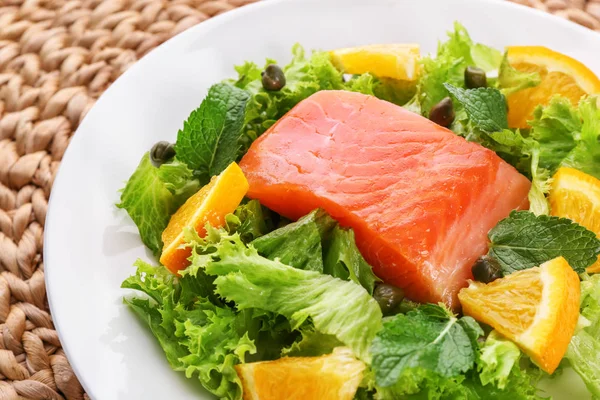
[471,256,503,284]
[261,64,286,91]
[396,299,420,314]
[429,97,455,127]
[464,66,487,89]
[149,141,176,167]
[373,283,405,316]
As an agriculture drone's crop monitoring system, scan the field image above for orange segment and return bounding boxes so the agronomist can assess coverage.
[505,46,600,128]
[329,44,420,81]
[159,162,248,273]
[458,257,580,374]
[235,348,364,400]
[550,167,600,272]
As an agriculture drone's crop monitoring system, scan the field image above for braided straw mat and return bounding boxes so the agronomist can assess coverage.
[0,0,598,398]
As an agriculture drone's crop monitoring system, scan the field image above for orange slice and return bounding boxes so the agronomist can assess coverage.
[550,167,600,272]
[159,162,248,273]
[235,347,365,400]
[505,46,600,128]
[458,257,580,374]
[329,44,420,81]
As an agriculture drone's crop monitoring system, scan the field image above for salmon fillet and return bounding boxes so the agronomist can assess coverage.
[239,90,531,308]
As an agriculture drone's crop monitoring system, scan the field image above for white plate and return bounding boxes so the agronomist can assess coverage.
[45,0,600,398]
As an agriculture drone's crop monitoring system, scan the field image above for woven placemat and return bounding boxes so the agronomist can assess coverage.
[0,0,597,399]
[0,1,256,399]
[510,0,600,30]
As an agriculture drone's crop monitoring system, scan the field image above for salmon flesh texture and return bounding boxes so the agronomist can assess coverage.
[239,90,531,309]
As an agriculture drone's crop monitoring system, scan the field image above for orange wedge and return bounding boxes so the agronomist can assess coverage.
[235,347,365,400]
[458,257,580,374]
[329,44,420,81]
[550,167,600,272]
[505,46,600,128]
[159,162,248,273]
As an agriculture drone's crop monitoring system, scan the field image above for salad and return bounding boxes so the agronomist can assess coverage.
[117,23,600,400]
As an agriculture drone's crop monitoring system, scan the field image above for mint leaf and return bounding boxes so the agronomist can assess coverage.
[175,83,250,183]
[488,211,600,274]
[370,304,483,387]
[445,83,508,132]
[117,155,198,254]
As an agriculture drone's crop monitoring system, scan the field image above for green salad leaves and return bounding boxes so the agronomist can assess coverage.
[117,21,600,400]
[117,156,199,254]
[252,209,379,294]
[189,229,382,362]
[565,274,600,397]
[416,22,502,116]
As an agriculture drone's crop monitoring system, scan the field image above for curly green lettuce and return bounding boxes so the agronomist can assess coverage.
[565,274,600,397]
[122,260,267,400]
[183,228,383,362]
[416,22,502,116]
[117,157,199,254]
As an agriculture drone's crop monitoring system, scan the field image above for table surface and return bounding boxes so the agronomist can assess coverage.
[0,0,596,398]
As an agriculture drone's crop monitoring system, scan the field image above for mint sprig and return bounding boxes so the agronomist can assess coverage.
[488,211,600,274]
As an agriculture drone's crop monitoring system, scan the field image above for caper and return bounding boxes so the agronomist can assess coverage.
[429,97,455,127]
[261,64,286,91]
[471,256,503,284]
[373,283,405,316]
[396,299,420,314]
[149,141,176,167]
[464,66,487,89]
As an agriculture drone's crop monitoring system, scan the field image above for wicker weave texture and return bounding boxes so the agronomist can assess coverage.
[0,0,596,399]
[0,1,255,398]
[509,0,600,30]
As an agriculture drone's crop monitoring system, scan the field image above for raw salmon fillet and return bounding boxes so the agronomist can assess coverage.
[239,90,531,308]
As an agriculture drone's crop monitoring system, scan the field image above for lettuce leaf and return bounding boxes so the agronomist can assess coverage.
[498,53,541,96]
[375,363,547,400]
[229,200,275,243]
[122,259,279,400]
[250,209,379,293]
[561,97,600,178]
[281,325,342,357]
[530,96,582,173]
[184,229,383,362]
[117,155,199,254]
[251,209,336,272]
[529,96,600,180]
[324,226,380,295]
[565,274,600,397]
[478,331,521,389]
